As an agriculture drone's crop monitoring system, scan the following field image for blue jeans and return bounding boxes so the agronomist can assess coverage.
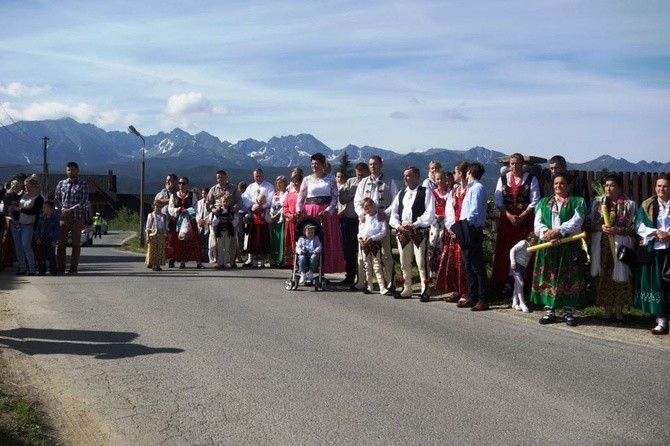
[11,223,35,273]
[298,252,320,273]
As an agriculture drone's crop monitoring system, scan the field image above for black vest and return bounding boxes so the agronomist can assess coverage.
[397,186,427,224]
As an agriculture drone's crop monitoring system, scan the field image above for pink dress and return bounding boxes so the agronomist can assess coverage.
[296,175,345,274]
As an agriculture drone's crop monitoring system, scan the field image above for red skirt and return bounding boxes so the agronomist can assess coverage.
[167,219,201,262]
[435,232,468,295]
[492,211,534,283]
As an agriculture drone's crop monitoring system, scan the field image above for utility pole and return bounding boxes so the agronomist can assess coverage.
[42,136,49,197]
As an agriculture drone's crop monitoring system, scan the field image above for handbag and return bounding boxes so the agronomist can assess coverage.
[616,245,637,268]
[178,215,193,241]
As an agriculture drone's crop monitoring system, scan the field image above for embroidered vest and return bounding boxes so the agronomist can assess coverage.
[397,187,427,224]
[501,173,534,212]
[359,174,394,211]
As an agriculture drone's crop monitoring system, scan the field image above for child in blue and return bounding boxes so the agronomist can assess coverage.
[296,223,321,284]
[36,200,60,275]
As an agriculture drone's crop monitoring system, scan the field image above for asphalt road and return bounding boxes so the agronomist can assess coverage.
[1,232,669,445]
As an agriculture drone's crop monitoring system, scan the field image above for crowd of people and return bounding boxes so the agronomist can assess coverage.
[1,154,670,336]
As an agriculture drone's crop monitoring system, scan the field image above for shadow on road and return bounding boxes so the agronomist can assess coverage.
[0,327,184,360]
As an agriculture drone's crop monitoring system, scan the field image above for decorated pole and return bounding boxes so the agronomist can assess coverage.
[527,232,587,253]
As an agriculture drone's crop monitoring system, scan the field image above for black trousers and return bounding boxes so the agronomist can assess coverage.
[38,238,58,274]
[463,228,486,302]
[341,216,359,281]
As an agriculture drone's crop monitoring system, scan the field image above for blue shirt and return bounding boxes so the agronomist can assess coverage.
[460,180,487,228]
[36,212,60,243]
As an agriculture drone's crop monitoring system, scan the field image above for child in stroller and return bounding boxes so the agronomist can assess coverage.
[285,216,325,291]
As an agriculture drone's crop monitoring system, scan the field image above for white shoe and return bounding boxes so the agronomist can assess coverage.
[299,272,306,285]
[519,303,530,313]
[512,296,519,309]
[306,271,313,282]
[512,304,521,311]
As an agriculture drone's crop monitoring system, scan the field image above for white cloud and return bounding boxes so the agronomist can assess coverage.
[0,82,51,97]
[165,92,222,116]
[1,101,131,128]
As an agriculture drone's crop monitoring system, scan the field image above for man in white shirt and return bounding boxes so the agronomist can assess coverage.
[354,156,398,291]
[389,166,436,301]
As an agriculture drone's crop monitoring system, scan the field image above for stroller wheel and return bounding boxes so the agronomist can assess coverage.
[313,277,320,291]
[321,278,327,290]
[285,280,293,291]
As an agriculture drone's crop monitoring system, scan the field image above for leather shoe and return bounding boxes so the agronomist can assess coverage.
[471,300,489,311]
[419,293,430,302]
[456,298,476,308]
[539,313,557,324]
[445,294,460,303]
[363,289,372,295]
[349,284,365,292]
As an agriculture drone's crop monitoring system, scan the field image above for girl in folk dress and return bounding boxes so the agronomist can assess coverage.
[283,170,303,268]
[428,169,453,278]
[146,200,168,271]
[435,161,470,301]
[246,194,271,266]
[270,176,288,267]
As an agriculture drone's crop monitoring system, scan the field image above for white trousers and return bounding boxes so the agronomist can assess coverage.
[397,237,428,296]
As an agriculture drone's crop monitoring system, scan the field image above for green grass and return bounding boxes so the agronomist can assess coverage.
[108,207,146,254]
[0,389,57,446]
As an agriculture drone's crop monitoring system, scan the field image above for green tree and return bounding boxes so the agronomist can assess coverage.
[338,151,353,178]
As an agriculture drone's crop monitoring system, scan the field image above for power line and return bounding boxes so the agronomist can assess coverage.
[0,118,34,144]
[0,103,37,141]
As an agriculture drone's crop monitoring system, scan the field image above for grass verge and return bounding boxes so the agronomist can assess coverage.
[0,388,57,446]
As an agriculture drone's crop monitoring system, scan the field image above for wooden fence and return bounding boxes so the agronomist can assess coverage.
[538,168,662,206]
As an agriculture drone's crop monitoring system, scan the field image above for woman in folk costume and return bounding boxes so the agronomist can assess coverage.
[296,152,345,273]
[588,174,637,324]
[435,161,470,302]
[167,177,202,269]
[427,169,453,278]
[492,153,540,292]
[145,200,168,271]
[282,169,303,268]
[531,172,586,327]
[269,175,288,267]
[635,174,670,335]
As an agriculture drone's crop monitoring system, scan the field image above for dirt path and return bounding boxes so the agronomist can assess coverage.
[0,291,110,446]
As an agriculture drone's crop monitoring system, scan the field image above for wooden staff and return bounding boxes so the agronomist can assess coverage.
[527,232,587,253]
[601,202,617,262]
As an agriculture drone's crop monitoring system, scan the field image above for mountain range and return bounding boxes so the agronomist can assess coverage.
[1,118,668,193]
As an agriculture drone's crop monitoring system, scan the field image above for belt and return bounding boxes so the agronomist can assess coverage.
[306,196,331,205]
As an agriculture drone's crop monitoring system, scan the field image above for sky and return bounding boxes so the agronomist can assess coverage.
[1,0,669,163]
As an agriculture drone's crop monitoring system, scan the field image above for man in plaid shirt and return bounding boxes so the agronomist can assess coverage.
[55,161,90,274]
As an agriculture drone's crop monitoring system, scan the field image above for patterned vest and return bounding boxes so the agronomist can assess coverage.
[359,174,394,212]
[500,173,535,213]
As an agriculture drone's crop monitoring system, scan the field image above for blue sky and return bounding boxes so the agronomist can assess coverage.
[1,0,669,162]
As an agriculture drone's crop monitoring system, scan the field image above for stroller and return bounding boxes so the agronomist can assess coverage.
[285,216,326,291]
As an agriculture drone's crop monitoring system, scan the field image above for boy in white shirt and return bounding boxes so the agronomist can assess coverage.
[358,198,392,295]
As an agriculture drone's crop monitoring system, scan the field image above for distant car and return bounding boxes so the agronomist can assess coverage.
[67,224,94,247]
